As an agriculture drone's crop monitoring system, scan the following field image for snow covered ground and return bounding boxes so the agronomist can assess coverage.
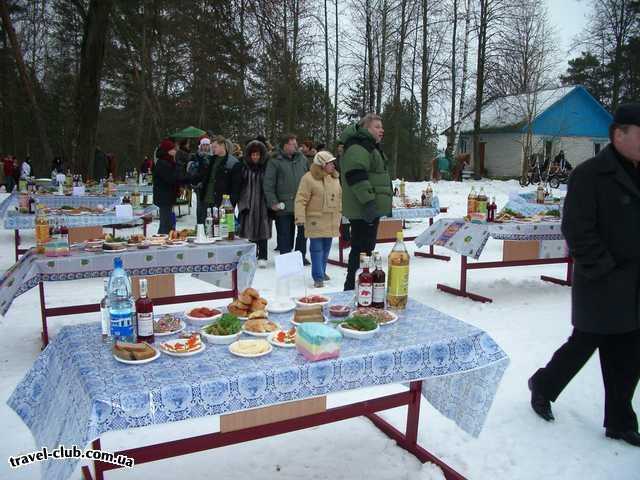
[0,179,638,480]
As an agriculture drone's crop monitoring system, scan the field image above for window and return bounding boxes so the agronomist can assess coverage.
[459,139,467,153]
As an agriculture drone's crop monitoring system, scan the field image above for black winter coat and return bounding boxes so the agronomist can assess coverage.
[192,154,242,207]
[153,157,190,207]
[562,145,640,334]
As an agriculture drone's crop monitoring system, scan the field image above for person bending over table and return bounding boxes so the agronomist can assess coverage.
[528,103,640,447]
[339,113,392,291]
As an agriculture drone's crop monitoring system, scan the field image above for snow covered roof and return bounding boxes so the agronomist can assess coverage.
[457,86,576,134]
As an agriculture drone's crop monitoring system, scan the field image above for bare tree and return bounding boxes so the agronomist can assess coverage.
[452,0,472,156]
[0,0,54,168]
[390,0,411,177]
[333,0,339,142]
[447,0,458,156]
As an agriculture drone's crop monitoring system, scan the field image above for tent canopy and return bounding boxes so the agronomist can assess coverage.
[170,126,207,138]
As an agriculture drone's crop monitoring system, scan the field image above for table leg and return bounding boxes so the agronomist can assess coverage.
[365,381,467,480]
[540,257,573,286]
[231,269,238,298]
[14,230,20,262]
[38,282,49,347]
[81,439,105,480]
[414,218,451,261]
[436,256,493,303]
[328,224,349,267]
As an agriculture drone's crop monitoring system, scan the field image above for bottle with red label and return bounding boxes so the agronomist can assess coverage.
[357,256,373,308]
[371,252,386,309]
[135,278,155,343]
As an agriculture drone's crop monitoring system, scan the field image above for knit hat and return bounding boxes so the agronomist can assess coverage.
[313,151,336,167]
[159,139,175,152]
[613,103,640,127]
[199,137,211,145]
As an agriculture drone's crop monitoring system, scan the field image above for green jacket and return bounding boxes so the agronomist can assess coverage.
[263,147,309,215]
[339,124,392,220]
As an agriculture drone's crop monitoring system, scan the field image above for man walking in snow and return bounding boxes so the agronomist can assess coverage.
[528,103,640,447]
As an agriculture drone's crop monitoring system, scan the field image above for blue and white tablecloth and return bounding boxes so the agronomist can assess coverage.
[415,218,565,259]
[3,205,157,230]
[0,240,256,316]
[0,193,122,219]
[503,192,563,217]
[7,291,509,480]
[342,197,441,224]
[114,184,153,195]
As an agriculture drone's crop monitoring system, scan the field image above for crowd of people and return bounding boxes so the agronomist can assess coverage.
[151,113,391,290]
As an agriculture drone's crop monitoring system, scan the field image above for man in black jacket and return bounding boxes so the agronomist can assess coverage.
[528,103,640,447]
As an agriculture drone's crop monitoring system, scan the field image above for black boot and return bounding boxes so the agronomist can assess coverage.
[605,429,640,447]
[528,378,555,422]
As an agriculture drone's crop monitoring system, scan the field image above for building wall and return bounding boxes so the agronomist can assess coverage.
[460,133,610,177]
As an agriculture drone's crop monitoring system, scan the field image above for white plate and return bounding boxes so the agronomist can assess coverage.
[102,247,128,253]
[193,238,216,245]
[295,297,330,309]
[349,309,398,326]
[184,309,223,323]
[242,322,280,337]
[200,327,242,345]
[159,340,206,357]
[290,317,327,326]
[153,319,186,337]
[113,347,160,365]
[267,331,297,348]
[165,241,187,247]
[228,340,273,357]
[338,322,380,339]
[266,299,296,314]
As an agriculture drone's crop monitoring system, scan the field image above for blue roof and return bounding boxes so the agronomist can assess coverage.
[528,86,612,137]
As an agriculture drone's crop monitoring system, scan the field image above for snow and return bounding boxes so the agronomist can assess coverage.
[459,86,575,133]
[0,179,638,480]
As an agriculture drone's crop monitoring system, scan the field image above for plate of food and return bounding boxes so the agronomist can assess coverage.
[291,305,326,325]
[268,327,297,348]
[349,307,398,325]
[242,311,279,337]
[193,238,216,245]
[84,245,103,253]
[113,341,160,364]
[328,304,351,318]
[85,237,105,247]
[337,315,380,339]
[229,339,273,358]
[266,298,296,314]
[227,288,268,318]
[153,314,186,336]
[164,240,187,247]
[295,294,330,308]
[184,306,222,323]
[159,334,205,357]
[137,241,151,249]
[200,313,243,344]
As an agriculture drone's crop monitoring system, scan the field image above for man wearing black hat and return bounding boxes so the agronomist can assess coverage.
[527,103,640,447]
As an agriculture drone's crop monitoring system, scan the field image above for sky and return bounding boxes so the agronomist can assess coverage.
[546,0,591,64]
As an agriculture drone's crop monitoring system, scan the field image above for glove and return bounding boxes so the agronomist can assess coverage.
[362,200,378,225]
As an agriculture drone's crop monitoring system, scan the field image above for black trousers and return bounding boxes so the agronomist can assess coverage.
[530,328,640,432]
[274,214,306,257]
[252,239,268,260]
[344,218,380,291]
[158,206,174,234]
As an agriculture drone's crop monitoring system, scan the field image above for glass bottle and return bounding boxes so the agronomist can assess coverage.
[387,231,410,310]
[135,278,154,343]
[219,201,228,239]
[371,252,386,309]
[357,257,373,308]
[222,194,235,240]
[108,257,136,343]
[467,186,477,216]
[425,183,433,208]
[35,205,50,254]
[212,206,220,238]
[477,187,488,215]
[205,208,214,238]
[100,279,110,342]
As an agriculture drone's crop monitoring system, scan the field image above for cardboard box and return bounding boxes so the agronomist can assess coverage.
[220,397,327,433]
[131,274,175,300]
[67,226,104,244]
[502,240,540,261]
[377,219,403,241]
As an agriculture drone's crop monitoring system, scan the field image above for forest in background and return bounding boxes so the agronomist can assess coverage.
[0,0,638,180]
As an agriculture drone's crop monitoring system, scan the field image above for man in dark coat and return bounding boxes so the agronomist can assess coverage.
[528,103,640,447]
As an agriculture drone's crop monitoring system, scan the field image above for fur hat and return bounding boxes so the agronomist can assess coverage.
[613,103,640,127]
[313,150,336,167]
